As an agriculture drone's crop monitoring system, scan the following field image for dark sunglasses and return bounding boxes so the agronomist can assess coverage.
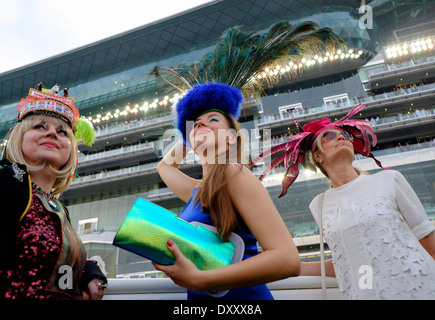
[322,130,353,142]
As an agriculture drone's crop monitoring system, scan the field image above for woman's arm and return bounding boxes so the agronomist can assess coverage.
[156,141,200,203]
[221,165,301,285]
[154,164,300,291]
[79,260,107,300]
[420,231,435,260]
[392,170,435,257]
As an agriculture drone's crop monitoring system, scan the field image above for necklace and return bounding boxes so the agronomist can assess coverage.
[31,182,56,201]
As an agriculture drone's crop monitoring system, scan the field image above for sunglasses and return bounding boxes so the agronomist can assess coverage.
[322,130,353,142]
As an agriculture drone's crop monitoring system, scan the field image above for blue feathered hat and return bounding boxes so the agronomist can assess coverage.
[175,82,243,144]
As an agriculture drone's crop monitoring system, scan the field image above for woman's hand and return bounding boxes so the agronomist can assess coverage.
[152,240,206,291]
[86,278,107,300]
[157,141,200,203]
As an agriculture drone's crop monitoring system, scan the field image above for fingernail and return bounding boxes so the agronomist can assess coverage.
[167,240,174,247]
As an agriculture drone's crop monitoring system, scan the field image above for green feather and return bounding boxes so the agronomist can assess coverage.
[151,20,346,97]
[75,116,96,146]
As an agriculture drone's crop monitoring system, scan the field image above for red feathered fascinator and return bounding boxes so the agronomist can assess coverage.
[250,104,383,198]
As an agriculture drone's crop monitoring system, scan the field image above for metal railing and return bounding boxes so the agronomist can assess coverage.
[367,56,435,78]
[78,141,155,164]
[258,82,435,126]
[103,276,340,300]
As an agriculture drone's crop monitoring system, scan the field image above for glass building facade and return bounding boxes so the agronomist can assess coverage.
[1,0,434,279]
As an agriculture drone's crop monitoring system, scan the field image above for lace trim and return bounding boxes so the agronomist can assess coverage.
[323,196,435,299]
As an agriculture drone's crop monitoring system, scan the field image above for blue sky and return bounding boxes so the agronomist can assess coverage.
[0,0,214,74]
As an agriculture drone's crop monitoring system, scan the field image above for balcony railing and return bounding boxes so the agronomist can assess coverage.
[78,141,155,164]
[73,107,435,180]
[72,133,435,193]
[261,111,435,154]
[71,141,435,227]
[258,82,435,126]
[84,114,173,141]
[71,151,199,187]
[367,55,435,78]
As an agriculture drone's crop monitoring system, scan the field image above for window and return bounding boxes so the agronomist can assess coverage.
[323,94,349,107]
[279,103,303,118]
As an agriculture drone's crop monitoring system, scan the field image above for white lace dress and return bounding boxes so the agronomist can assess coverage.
[310,170,435,299]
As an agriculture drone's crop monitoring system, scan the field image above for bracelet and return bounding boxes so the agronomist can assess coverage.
[98,280,108,289]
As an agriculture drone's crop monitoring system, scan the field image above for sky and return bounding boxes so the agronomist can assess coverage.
[0,0,215,74]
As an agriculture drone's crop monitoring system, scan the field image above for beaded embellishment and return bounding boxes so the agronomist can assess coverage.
[31,182,57,210]
[12,163,26,182]
[31,182,55,200]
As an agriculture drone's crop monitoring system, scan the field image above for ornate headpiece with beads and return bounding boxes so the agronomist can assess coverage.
[16,83,95,146]
[18,88,79,128]
[1,83,96,180]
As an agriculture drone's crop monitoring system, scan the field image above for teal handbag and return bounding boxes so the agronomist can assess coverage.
[113,198,244,293]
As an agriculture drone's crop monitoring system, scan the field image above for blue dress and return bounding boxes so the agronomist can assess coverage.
[178,188,274,300]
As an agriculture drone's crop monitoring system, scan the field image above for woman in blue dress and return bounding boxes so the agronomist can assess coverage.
[153,82,300,300]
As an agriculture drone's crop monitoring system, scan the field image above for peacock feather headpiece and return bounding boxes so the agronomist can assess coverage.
[152,20,346,143]
[152,21,346,97]
[249,104,383,198]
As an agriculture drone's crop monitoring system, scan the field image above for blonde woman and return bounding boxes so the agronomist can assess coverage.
[304,127,435,299]
[154,82,300,300]
[252,104,435,299]
[0,86,106,300]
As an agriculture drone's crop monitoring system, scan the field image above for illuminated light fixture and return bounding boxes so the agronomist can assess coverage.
[90,47,366,123]
[385,37,435,59]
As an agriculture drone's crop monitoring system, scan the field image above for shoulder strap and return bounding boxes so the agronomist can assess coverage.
[317,193,327,300]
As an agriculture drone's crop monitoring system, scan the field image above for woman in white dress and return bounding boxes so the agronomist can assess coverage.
[251,104,435,299]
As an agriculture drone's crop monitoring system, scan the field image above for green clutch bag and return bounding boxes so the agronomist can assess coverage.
[113,197,244,276]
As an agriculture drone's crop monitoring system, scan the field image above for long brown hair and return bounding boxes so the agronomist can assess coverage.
[194,113,246,242]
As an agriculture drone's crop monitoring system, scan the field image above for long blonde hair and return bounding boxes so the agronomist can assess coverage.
[194,113,247,242]
[5,115,78,195]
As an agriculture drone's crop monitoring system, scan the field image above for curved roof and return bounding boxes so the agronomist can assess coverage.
[0,0,375,105]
